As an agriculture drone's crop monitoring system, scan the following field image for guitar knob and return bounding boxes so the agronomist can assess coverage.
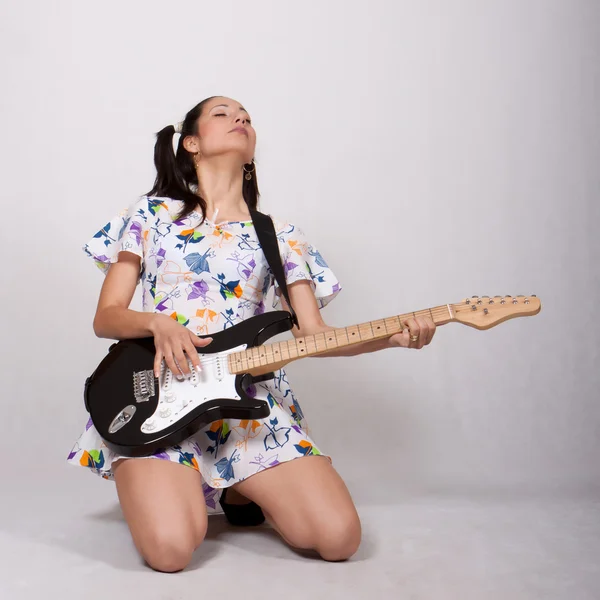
[159,407,172,418]
[164,391,176,403]
[145,420,156,431]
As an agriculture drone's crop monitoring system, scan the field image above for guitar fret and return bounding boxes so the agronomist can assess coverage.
[265,343,274,365]
[335,328,348,346]
[272,342,282,362]
[324,330,338,349]
[287,339,298,359]
[229,304,458,374]
[251,347,261,365]
[315,332,328,352]
[372,319,388,335]
[296,337,308,356]
[360,322,374,340]
[279,341,289,361]
[345,325,360,342]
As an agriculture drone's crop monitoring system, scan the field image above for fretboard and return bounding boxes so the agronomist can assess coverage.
[228,304,455,375]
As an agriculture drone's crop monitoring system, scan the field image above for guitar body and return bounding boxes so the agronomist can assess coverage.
[84,311,294,458]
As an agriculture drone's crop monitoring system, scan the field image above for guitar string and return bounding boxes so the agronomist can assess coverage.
[160,303,521,371]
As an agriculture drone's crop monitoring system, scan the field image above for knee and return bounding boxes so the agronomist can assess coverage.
[315,514,362,562]
[138,526,206,573]
[282,512,362,562]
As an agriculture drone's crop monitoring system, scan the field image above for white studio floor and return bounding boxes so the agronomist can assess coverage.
[1,470,599,600]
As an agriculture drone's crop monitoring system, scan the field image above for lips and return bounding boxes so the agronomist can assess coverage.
[230,127,248,136]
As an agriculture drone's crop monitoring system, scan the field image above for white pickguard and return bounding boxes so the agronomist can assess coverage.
[139,344,247,434]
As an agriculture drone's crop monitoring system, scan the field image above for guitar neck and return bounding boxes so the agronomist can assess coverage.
[228,304,456,376]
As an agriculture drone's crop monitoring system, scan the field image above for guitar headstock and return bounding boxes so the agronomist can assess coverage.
[452,295,541,330]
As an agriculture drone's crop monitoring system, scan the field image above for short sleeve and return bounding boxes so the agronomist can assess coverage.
[82,196,152,278]
[271,221,342,310]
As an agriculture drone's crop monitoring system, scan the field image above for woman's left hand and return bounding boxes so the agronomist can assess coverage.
[389,316,436,350]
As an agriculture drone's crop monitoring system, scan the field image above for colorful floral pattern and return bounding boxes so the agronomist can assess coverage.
[66,196,341,513]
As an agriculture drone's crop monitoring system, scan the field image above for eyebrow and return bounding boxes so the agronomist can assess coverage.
[210,103,249,114]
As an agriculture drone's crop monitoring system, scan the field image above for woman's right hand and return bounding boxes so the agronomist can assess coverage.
[149,313,213,379]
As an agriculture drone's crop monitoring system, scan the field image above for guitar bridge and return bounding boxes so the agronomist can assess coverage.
[133,370,156,403]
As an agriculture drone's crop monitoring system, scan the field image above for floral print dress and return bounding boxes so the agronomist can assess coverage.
[66,196,341,513]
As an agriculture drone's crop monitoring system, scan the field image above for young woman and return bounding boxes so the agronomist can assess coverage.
[67,96,437,572]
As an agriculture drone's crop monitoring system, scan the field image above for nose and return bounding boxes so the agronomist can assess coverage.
[235,114,248,125]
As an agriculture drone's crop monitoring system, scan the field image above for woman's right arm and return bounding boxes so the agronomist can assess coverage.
[92,251,211,378]
[92,252,157,340]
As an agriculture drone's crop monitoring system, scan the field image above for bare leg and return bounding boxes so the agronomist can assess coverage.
[233,456,361,561]
[113,458,208,572]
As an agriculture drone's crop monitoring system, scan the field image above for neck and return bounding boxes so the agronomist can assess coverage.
[196,158,248,222]
[228,304,457,377]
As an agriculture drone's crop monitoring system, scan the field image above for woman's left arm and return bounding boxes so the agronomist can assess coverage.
[279,280,436,357]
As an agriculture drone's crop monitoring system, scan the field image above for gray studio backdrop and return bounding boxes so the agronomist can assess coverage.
[2,0,599,508]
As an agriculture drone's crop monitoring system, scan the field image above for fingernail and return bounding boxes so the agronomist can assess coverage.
[177,375,184,381]
[195,364,202,373]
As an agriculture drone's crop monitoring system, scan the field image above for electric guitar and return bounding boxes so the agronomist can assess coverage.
[84,294,541,457]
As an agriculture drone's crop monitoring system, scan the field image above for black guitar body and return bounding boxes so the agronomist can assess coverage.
[83,311,294,457]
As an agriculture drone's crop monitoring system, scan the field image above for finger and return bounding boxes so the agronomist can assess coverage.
[405,318,420,346]
[162,344,184,381]
[182,338,203,373]
[172,345,191,378]
[191,334,213,348]
[415,316,430,348]
[425,317,436,345]
[153,351,163,378]
[402,318,416,336]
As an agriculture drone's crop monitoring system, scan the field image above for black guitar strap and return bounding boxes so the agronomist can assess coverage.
[250,209,299,329]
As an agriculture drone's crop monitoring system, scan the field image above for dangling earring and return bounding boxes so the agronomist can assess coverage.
[243,160,256,181]
[194,152,201,169]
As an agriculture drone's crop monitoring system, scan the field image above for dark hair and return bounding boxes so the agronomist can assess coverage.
[145,96,259,222]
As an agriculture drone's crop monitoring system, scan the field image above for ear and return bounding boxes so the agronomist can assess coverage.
[183,135,200,154]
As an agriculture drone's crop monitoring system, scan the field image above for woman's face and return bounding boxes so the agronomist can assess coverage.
[187,96,256,164]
